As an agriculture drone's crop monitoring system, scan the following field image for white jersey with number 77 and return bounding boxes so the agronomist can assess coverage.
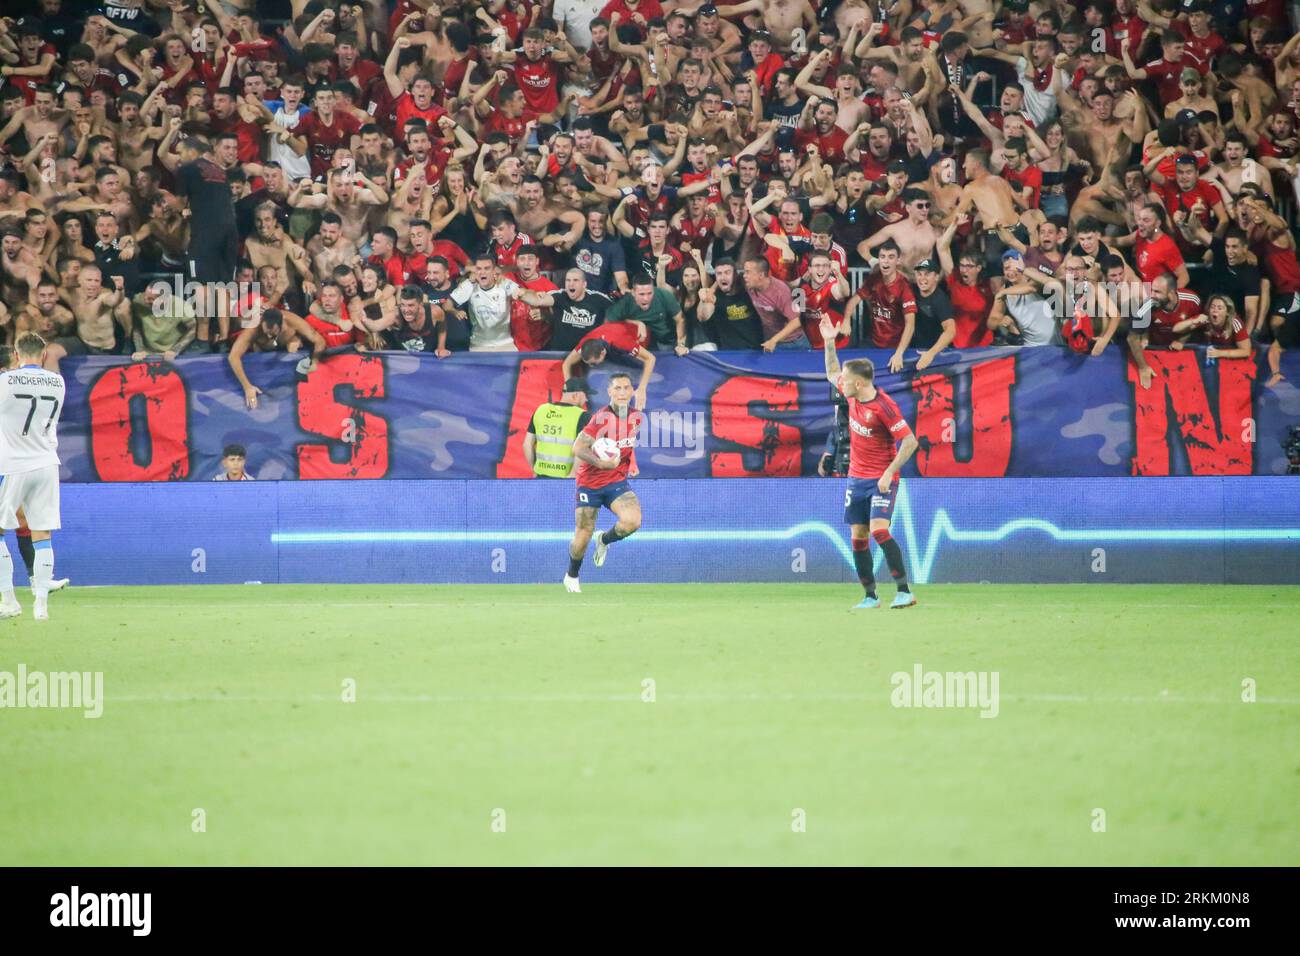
[0,365,65,476]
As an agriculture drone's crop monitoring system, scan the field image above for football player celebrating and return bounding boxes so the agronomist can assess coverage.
[564,372,644,593]
[820,315,920,609]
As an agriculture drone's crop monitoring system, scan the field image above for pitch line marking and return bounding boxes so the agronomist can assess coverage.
[104,692,1300,706]
[70,601,1299,611]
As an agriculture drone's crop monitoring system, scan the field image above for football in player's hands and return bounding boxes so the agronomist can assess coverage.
[592,436,620,465]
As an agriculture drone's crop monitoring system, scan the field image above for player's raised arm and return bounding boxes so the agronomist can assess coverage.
[820,314,841,384]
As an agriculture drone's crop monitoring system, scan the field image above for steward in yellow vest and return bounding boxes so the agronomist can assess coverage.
[523,378,593,478]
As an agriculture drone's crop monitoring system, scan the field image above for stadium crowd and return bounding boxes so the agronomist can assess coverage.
[1,0,1299,403]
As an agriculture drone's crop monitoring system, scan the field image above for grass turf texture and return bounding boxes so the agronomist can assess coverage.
[1,583,1297,866]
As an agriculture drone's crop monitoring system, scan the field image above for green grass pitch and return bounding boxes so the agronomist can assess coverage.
[1,583,1297,866]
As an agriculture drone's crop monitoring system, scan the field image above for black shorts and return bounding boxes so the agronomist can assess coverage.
[1272,294,1300,348]
[186,229,238,285]
[54,336,112,356]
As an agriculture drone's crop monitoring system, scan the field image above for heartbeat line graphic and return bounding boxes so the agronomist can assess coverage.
[270,485,1300,584]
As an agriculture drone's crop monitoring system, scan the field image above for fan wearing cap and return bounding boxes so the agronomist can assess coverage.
[911,258,957,371]
[1121,29,1208,108]
[1162,68,1218,122]
[988,248,1057,347]
[524,378,595,479]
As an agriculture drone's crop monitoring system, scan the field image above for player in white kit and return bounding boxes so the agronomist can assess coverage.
[0,334,66,622]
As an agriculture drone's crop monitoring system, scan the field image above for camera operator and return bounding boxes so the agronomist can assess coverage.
[818,383,851,477]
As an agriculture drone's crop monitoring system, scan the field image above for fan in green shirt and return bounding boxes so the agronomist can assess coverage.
[604,276,688,353]
[131,286,198,359]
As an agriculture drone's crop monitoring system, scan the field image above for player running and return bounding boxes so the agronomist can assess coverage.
[820,316,919,609]
[564,372,643,593]
[0,334,67,621]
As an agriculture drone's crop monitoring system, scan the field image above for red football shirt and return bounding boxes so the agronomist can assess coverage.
[296,110,362,179]
[341,58,382,92]
[1002,163,1043,209]
[483,107,539,151]
[794,125,849,167]
[579,320,648,354]
[490,234,534,271]
[858,272,917,348]
[574,405,644,489]
[10,43,57,104]
[305,310,362,348]
[763,221,811,283]
[512,53,561,114]
[1147,290,1201,347]
[393,92,448,145]
[1134,232,1185,282]
[1172,22,1227,66]
[1161,179,1220,231]
[210,114,265,165]
[799,279,848,348]
[1249,231,1300,295]
[845,389,912,481]
[1142,54,1207,106]
[508,273,559,350]
[673,214,715,251]
[945,275,993,347]
[598,0,664,37]
[1206,316,1249,349]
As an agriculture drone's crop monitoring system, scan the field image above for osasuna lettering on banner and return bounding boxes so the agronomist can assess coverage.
[1128,351,1256,475]
[51,349,1297,482]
